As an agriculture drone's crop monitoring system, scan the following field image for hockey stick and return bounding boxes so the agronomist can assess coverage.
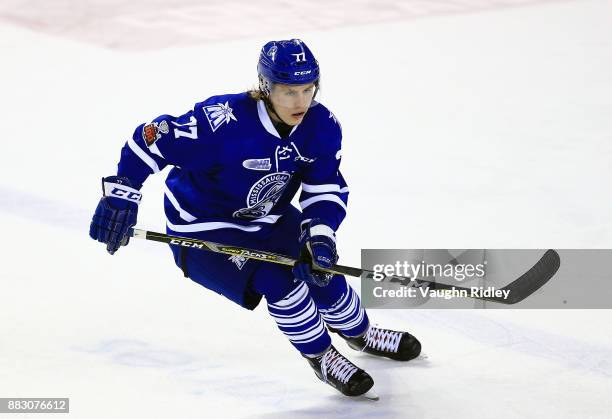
[128,228,560,305]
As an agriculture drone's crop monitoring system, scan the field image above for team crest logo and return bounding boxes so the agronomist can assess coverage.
[203,102,237,132]
[142,120,169,145]
[233,172,291,219]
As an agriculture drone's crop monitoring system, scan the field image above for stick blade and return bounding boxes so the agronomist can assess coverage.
[501,249,561,304]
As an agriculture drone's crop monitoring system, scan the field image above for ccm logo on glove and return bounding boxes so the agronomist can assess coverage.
[103,182,142,204]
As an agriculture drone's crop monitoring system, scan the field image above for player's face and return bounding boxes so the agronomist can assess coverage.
[268,83,316,125]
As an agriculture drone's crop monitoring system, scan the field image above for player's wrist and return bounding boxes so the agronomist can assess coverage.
[309,223,335,243]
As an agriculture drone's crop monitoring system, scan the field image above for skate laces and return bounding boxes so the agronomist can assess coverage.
[363,327,402,353]
[320,348,358,384]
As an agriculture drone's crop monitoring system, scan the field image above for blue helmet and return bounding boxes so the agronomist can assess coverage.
[257,39,320,94]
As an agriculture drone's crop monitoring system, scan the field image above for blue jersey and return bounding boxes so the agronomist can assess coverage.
[116,92,349,238]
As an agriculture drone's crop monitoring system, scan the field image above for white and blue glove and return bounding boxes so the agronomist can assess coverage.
[89,176,140,255]
[292,219,338,287]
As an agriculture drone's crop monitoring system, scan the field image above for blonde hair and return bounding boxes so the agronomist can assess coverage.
[247,89,265,101]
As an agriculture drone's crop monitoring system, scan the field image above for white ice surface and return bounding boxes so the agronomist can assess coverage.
[1,1,611,418]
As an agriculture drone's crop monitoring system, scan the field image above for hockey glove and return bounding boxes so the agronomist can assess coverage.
[89,176,140,255]
[292,219,338,287]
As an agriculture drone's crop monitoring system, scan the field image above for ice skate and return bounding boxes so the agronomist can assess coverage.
[334,326,422,361]
[304,345,377,399]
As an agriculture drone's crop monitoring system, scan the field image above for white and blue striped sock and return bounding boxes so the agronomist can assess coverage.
[267,282,332,355]
[319,283,369,338]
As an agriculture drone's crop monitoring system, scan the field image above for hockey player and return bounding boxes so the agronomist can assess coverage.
[89,39,421,398]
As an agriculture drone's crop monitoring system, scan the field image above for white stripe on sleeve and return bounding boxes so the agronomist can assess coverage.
[300,194,347,212]
[127,137,160,173]
[301,183,348,194]
[148,142,165,159]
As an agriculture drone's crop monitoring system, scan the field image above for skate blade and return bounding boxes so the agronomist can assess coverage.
[353,389,379,401]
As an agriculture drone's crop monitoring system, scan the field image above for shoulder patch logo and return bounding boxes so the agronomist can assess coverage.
[142,120,169,145]
[203,101,237,132]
